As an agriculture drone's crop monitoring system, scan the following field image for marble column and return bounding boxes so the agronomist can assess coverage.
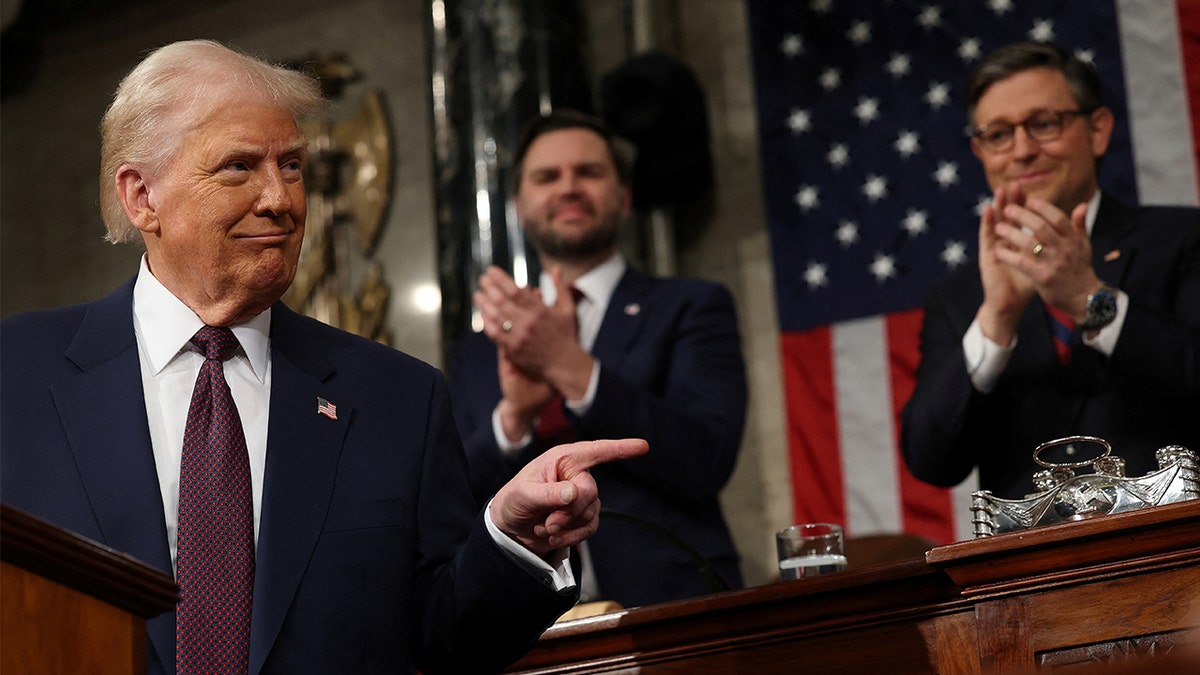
[429,0,593,349]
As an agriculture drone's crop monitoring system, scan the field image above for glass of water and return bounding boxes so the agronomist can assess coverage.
[776,523,847,580]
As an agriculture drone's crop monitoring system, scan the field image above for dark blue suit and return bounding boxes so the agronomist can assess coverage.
[901,195,1200,500]
[0,278,575,675]
[447,267,747,608]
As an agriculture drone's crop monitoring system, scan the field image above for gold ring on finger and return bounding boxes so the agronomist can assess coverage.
[1032,242,1044,257]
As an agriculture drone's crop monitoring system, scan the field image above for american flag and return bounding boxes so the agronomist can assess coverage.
[317,396,338,420]
[747,0,1200,544]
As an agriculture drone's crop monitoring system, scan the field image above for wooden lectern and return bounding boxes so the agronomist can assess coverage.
[508,500,1200,674]
[1,504,178,675]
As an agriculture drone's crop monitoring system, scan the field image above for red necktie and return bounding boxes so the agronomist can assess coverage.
[535,287,585,447]
[535,394,576,447]
[1045,305,1076,365]
[176,326,254,675]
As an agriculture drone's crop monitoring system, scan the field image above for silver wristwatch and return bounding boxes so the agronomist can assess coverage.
[1079,284,1118,331]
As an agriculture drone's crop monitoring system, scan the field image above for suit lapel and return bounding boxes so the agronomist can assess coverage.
[52,280,176,672]
[249,305,349,675]
[46,290,355,674]
[1091,193,1136,288]
[592,268,651,364]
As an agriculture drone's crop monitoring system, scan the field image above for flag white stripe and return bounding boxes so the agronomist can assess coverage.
[1116,0,1199,205]
[952,471,980,542]
[834,317,901,536]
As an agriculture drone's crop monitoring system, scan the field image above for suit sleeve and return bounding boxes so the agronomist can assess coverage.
[900,282,991,488]
[1106,211,1200,395]
[411,374,575,673]
[576,282,747,504]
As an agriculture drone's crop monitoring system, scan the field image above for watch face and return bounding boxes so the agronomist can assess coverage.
[1082,288,1117,330]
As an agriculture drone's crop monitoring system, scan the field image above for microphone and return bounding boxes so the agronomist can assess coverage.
[599,508,732,594]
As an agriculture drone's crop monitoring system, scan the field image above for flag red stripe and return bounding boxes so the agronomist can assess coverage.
[779,328,846,526]
[886,309,956,543]
[1179,0,1200,193]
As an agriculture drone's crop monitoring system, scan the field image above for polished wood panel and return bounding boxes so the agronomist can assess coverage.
[925,499,1200,593]
[512,558,969,673]
[2,563,145,675]
[1,504,178,675]
[508,501,1200,674]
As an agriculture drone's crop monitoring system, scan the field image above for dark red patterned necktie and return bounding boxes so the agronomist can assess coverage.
[1045,305,1076,365]
[535,287,585,447]
[535,393,576,447]
[176,326,253,675]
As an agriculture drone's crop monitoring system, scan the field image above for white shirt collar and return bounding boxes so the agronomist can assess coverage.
[132,254,271,382]
[1085,190,1101,236]
[539,252,626,310]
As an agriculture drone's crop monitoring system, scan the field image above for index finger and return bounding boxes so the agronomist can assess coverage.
[479,265,522,297]
[991,185,1009,217]
[1022,197,1073,239]
[552,438,649,475]
[548,265,574,311]
[1003,181,1027,208]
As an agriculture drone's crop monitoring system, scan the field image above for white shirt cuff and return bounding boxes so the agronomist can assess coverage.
[564,360,600,416]
[492,361,600,454]
[963,318,1015,393]
[492,406,533,457]
[484,498,577,592]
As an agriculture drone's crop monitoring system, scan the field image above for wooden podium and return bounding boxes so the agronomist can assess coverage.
[1,504,178,675]
[507,500,1200,674]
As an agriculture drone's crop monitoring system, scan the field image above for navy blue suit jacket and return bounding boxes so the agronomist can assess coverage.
[0,278,575,675]
[447,267,747,608]
[901,195,1200,499]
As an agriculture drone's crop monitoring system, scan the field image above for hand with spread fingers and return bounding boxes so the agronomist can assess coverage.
[475,264,595,401]
[473,264,548,344]
[990,184,1102,322]
[491,438,650,558]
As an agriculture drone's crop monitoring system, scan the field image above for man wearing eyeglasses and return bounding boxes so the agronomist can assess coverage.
[901,41,1200,501]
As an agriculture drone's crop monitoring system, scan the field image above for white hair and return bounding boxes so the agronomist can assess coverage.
[98,39,327,244]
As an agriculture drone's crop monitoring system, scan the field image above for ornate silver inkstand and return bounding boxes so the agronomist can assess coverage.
[970,436,1199,538]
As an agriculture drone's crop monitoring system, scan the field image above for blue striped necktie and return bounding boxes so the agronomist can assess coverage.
[1045,305,1076,365]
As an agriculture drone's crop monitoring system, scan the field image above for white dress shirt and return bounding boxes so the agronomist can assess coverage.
[965,192,1129,392]
[132,256,271,571]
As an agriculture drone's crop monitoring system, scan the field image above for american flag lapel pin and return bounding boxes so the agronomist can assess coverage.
[624,303,640,316]
[1104,249,1121,262]
[317,396,338,420]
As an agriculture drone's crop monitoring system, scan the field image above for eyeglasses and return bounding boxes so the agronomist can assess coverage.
[971,109,1094,153]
